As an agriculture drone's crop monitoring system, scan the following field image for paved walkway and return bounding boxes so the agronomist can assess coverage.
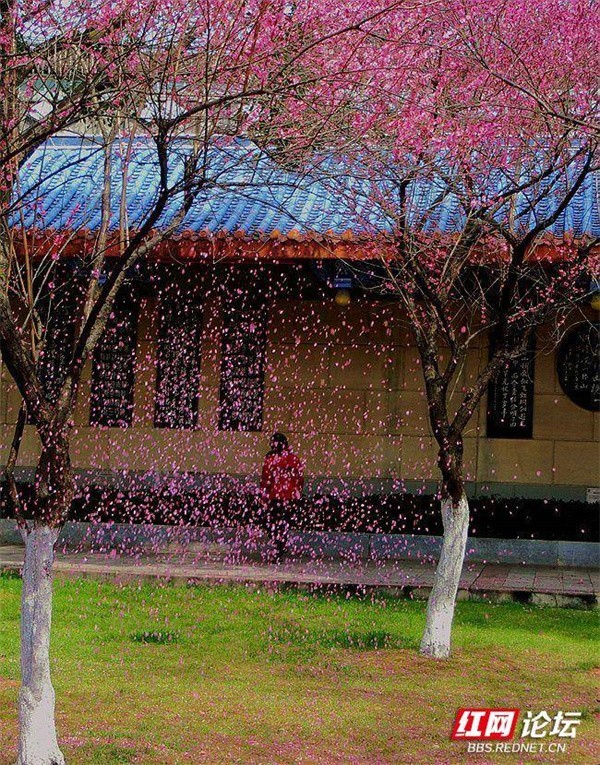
[0,544,597,604]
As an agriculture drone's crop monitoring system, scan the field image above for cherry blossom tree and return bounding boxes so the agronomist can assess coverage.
[316,0,599,658]
[438,0,600,135]
[366,151,597,660]
[0,1,402,761]
[2,1,597,760]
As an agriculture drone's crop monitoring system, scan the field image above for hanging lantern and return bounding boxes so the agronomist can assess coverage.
[330,264,352,307]
[334,288,351,306]
[311,260,353,305]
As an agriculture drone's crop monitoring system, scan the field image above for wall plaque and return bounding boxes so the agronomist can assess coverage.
[487,333,536,438]
[557,322,599,412]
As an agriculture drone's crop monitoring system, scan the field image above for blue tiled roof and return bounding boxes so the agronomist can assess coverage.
[12,136,600,241]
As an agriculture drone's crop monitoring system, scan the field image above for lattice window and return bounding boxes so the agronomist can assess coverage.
[28,265,81,423]
[90,297,139,427]
[154,285,203,429]
[218,300,267,432]
[37,300,75,406]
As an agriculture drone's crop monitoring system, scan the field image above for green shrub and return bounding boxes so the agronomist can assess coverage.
[129,629,180,644]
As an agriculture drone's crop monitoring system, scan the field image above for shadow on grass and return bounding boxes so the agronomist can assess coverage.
[454,600,599,642]
[84,743,137,764]
[268,622,419,656]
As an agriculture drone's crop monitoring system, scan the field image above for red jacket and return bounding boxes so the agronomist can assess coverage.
[260,450,304,502]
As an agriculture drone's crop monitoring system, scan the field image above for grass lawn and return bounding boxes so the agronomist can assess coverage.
[0,574,598,765]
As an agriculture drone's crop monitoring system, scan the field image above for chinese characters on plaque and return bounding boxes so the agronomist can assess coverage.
[487,334,536,438]
[557,322,599,412]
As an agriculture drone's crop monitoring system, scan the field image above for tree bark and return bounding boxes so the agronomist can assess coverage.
[419,490,470,659]
[15,434,72,765]
[33,435,74,528]
[16,524,65,765]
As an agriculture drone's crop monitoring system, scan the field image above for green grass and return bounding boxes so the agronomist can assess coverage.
[0,576,598,764]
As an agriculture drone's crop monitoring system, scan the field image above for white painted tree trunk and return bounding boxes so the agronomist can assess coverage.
[16,525,65,765]
[420,493,469,659]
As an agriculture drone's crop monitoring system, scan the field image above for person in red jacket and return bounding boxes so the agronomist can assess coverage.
[260,432,304,562]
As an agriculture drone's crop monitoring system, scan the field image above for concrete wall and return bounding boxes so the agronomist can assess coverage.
[1,274,599,499]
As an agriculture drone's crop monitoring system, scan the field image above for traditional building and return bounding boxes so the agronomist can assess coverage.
[1,137,599,501]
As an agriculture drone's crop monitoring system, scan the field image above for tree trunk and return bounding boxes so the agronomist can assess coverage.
[16,434,72,765]
[419,491,469,659]
[16,524,65,765]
